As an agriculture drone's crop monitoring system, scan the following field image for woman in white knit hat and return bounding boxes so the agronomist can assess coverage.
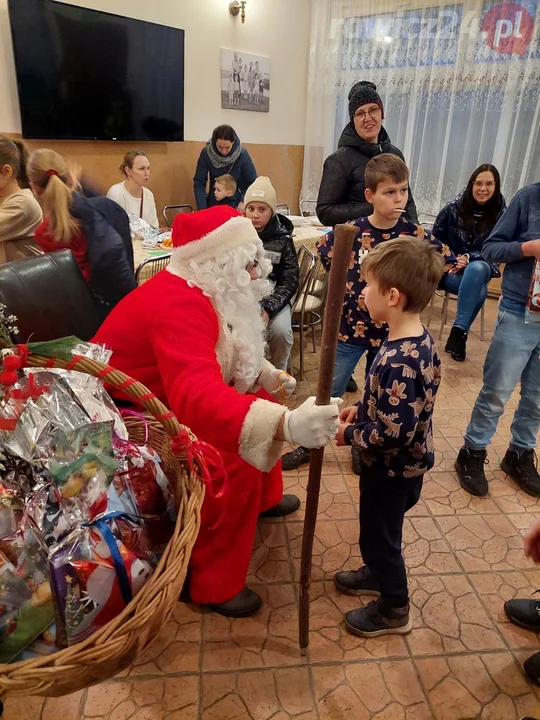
[244,176,299,370]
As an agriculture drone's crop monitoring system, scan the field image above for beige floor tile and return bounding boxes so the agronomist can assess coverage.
[468,570,540,650]
[312,660,431,719]
[436,514,536,572]
[248,522,294,584]
[201,668,315,719]
[408,574,505,656]
[415,652,540,720]
[422,472,500,515]
[282,472,357,522]
[287,519,362,581]
[201,584,303,671]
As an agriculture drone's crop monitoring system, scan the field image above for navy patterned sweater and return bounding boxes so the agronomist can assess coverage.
[316,216,456,349]
[344,328,441,480]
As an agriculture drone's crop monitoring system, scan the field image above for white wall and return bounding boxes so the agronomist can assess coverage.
[0,0,311,145]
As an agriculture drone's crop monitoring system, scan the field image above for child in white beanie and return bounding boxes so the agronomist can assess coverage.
[245,177,299,370]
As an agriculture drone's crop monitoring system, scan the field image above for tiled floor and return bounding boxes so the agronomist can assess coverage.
[5,296,540,719]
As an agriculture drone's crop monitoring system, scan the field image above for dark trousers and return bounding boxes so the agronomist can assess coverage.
[359,465,423,612]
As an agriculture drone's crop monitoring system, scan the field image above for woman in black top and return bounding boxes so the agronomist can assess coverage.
[432,163,506,361]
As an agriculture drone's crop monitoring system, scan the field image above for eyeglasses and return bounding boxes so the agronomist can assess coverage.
[246,260,259,273]
[473,181,495,189]
[354,106,381,122]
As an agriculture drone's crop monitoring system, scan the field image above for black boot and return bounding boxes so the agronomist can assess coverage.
[281,446,310,471]
[346,376,358,393]
[504,594,540,631]
[455,446,488,496]
[445,326,467,362]
[207,587,262,618]
[524,651,540,687]
[501,448,540,498]
[259,494,300,517]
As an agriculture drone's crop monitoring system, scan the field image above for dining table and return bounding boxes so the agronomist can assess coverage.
[132,220,332,277]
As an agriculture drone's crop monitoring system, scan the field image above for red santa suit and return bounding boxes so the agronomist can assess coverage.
[93,206,287,604]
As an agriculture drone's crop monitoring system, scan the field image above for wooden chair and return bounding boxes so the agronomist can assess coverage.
[163,204,194,227]
[135,253,172,285]
[291,253,329,380]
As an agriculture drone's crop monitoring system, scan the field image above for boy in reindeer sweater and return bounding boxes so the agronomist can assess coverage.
[334,237,445,637]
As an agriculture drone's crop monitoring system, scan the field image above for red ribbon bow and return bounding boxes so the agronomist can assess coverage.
[171,431,228,531]
[46,169,59,178]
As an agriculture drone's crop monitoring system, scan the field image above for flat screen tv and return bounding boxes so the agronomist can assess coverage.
[8,0,185,141]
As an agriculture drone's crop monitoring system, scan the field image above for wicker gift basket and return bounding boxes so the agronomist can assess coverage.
[0,351,206,709]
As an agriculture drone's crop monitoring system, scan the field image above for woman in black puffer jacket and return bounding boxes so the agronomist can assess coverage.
[432,163,506,361]
[316,81,418,227]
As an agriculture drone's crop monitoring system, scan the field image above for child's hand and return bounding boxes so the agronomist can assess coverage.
[336,422,351,446]
[339,405,358,423]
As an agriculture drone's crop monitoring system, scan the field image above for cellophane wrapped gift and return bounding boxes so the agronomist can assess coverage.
[129,213,171,249]
[48,514,155,645]
[0,526,54,662]
[525,259,540,323]
[114,439,176,552]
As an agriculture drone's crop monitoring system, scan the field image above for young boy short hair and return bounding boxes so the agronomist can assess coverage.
[334,236,445,637]
[214,174,237,205]
[456,181,540,498]
[244,176,299,370]
[282,153,456,470]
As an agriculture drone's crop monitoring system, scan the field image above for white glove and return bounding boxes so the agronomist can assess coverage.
[258,366,297,399]
[283,396,342,449]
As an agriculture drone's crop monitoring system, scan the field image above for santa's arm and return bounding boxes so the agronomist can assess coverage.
[151,290,286,472]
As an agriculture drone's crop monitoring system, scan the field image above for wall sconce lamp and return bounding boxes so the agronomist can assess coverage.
[229,1,247,24]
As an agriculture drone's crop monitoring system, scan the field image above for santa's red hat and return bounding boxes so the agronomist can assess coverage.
[171,205,259,263]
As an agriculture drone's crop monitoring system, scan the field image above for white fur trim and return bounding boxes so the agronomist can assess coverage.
[170,216,259,268]
[239,399,286,472]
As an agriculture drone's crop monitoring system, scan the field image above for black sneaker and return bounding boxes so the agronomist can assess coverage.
[455,446,488,496]
[344,598,412,638]
[259,494,300,518]
[445,326,467,362]
[346,377,358,393]
[334,566,380,597]
[281,446,310,471]
[524,651,540,687]
[504,593,540,631]
[351,446,362,476]
[501,449,540,498]
[207,587,262,618]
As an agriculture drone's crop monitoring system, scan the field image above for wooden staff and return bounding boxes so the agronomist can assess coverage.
[299,222,358,654]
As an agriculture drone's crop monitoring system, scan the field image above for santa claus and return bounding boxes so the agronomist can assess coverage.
[93,205,340,617]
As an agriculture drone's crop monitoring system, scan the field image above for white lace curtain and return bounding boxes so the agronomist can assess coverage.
[301,0,540,218]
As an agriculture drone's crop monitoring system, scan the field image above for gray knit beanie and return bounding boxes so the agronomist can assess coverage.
[348,81,384,120]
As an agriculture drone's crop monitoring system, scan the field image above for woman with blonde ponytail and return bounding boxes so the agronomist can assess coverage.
[0,136,42,262]
[29,149,136,316]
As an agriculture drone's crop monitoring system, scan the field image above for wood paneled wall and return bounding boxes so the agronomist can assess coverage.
[3,135,304,216]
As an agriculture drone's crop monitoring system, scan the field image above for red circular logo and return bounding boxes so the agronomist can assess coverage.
[481,2,535,55]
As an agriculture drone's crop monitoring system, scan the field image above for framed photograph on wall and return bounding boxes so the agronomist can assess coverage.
[220,48,270,113]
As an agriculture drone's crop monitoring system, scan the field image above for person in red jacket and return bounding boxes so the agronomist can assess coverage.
[93,205,341,617]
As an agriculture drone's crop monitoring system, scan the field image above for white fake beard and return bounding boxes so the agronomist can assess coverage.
[183,240,273,393]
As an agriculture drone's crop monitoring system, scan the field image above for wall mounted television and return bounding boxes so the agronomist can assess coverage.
[8,0,185,141]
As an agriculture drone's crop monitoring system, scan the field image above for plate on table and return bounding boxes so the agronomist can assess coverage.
[288,215,305,227]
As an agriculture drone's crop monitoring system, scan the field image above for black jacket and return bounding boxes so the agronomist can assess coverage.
[316,124,418,227]
[258,214,299,319]
[70,193,137,315]
[432,193,506,277]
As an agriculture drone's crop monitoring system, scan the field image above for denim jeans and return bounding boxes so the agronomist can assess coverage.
[440,260,491,333]
[332,341,377,397]
[465,308,540,451]
[267,305,293,370]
